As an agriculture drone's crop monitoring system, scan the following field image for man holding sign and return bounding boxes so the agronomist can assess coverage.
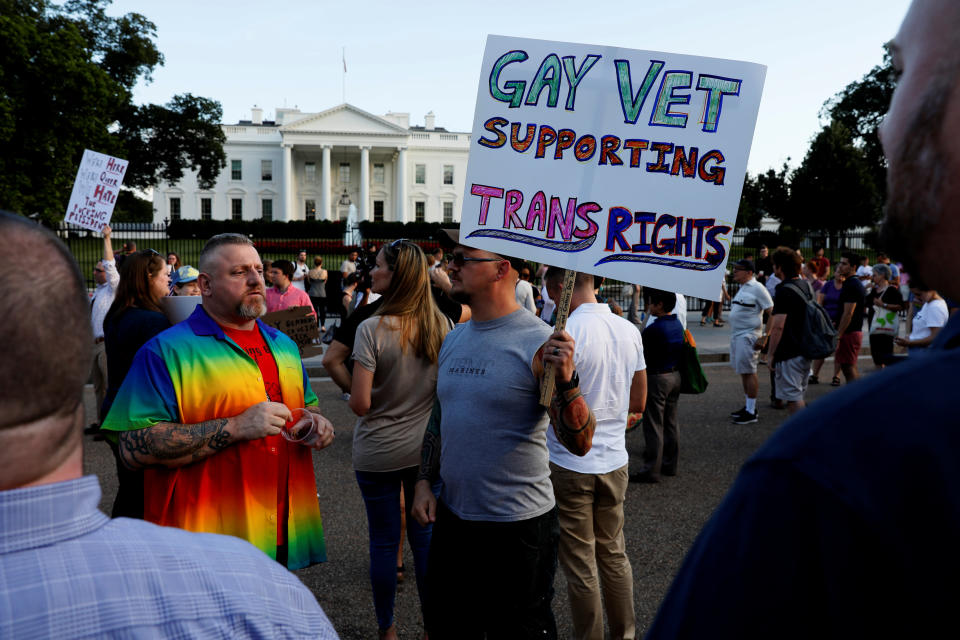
[412,233,595,638]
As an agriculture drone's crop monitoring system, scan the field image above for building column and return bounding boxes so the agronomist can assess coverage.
[360,146,370,222]
[321,145,332,221]
[281,143,294,221]
[395,146,407,222]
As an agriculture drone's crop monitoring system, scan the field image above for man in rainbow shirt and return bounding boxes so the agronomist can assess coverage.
[102,233,334,569]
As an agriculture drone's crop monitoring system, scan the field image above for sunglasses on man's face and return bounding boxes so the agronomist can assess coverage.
[450,253,504,268]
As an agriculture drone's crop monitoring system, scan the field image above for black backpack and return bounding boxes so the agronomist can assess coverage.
[783,280,838,360]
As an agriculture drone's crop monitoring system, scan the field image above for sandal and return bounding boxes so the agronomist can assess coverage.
[809,375,819,384]
[831,376,841,386]
[713,320,724,327]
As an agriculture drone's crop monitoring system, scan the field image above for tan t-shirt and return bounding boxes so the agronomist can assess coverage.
[351,315,445,472]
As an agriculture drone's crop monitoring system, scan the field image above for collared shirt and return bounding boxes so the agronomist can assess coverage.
[729,277,774,337]
[266,285,315,313]
[548,303,645,475]
[89,258,119,338]
[101,305,326,569]
[0,476,338,639]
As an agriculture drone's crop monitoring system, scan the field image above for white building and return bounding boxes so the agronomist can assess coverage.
[153,104,470,224]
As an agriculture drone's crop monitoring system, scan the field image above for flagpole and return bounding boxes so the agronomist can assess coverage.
[342,46,346,103]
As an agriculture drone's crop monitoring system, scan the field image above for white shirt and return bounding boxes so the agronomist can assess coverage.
[548,303,645,474]
[765,274,781,298]
[909,298,949,343]
[729,277,774,337]
[90,259,119,338]
[515,279,537,313]
[540,281,556,322]
[292,261,309,291]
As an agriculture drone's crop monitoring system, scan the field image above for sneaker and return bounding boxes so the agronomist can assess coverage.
[731,409,759,424]
[729,406,747,418]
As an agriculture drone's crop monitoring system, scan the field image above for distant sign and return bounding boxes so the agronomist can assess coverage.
[261,306,321,358]
[64,149,128,232]
[461,35,766,300]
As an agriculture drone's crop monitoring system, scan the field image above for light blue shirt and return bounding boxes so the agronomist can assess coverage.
[0,476,338,639]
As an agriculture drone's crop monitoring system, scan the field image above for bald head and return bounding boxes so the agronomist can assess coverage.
[0,212,90,487]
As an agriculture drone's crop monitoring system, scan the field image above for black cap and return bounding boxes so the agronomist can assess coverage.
[732,258,755,272]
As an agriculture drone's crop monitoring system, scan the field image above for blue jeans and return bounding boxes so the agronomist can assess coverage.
[355,467,440,631]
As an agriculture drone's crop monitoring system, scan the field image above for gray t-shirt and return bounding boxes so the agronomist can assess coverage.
[729,277,774,337]
[437,309,553,522]
[352,315,443,472]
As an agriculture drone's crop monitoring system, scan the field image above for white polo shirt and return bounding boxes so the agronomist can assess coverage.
[548,303,646,475]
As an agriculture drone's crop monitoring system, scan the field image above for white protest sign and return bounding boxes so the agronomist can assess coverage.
[460,35,766,300]
[64,149,128,232]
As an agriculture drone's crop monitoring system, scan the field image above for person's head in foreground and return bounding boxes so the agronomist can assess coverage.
[0,211,91,489]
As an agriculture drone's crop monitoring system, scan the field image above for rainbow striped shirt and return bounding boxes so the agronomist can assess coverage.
[102,305,326,570]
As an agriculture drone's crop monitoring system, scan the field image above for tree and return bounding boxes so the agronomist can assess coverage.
[785,120,880,234]
[821,50,896,200]
[0,0,225,223]
[736,162,790,229]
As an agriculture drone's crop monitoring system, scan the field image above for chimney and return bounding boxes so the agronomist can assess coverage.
[424,111,436,130]
[251,106,263,125]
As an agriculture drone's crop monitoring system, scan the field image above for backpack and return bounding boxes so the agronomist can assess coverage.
[783,280,838,360]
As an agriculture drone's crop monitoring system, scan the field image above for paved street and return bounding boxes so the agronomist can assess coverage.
[82,356,875,638]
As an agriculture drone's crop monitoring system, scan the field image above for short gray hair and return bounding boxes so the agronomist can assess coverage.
[872,263,892,280]
[198,233,254,273]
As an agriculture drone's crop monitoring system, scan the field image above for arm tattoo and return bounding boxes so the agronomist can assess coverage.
[119,418,232,470]
[417,398,442,483]
[548,386,596,457]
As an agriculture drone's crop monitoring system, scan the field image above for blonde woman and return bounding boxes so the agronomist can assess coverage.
[348,239,451,640]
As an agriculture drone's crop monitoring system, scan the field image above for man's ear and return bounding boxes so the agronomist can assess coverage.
[198,273,213,296]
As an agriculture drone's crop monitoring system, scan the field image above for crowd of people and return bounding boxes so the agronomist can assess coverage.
[3,2,960,638]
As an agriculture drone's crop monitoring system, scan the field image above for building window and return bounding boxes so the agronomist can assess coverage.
[305,199,316,221]
[261,199,273,222]
[304,162,316,184]
[339,162,351,184]
[231,198,242,221]
[415,164,426,185]
[261,160,273,181]
[443,164,454,185]
[201,197,212,221]
[415,201,425,223]
[373,163,385,184]
[373,200,384,222]
[443,201,453,223]
[169,197,181,221]
[231,159,242,180]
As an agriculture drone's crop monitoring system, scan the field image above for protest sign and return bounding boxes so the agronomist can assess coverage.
[64,149,128,232]
[461,35,766,300]
[261,306,322,358]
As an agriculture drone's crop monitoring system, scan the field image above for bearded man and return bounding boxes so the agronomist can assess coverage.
[102,233,335,569]
[646,2,960,637]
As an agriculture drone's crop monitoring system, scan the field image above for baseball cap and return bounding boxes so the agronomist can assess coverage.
[173,265,199,285]
[732,259,755,272]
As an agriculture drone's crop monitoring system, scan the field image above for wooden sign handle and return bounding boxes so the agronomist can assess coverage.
[539,269,577,407]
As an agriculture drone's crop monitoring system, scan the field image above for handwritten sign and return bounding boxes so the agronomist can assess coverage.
[64,149,128,232]
[460,35,766,300]
[261,306,321,357]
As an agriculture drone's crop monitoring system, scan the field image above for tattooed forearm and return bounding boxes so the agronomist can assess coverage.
[549,387,596,457]
[119,419,232,470]
[417,398,442,483]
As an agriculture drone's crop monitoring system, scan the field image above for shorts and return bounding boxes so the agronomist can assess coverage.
[836,331,863,365]
[730,333,760,374]
[775,355,811,402]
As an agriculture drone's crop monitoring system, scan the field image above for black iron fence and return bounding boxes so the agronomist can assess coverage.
[60,222,875,313]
